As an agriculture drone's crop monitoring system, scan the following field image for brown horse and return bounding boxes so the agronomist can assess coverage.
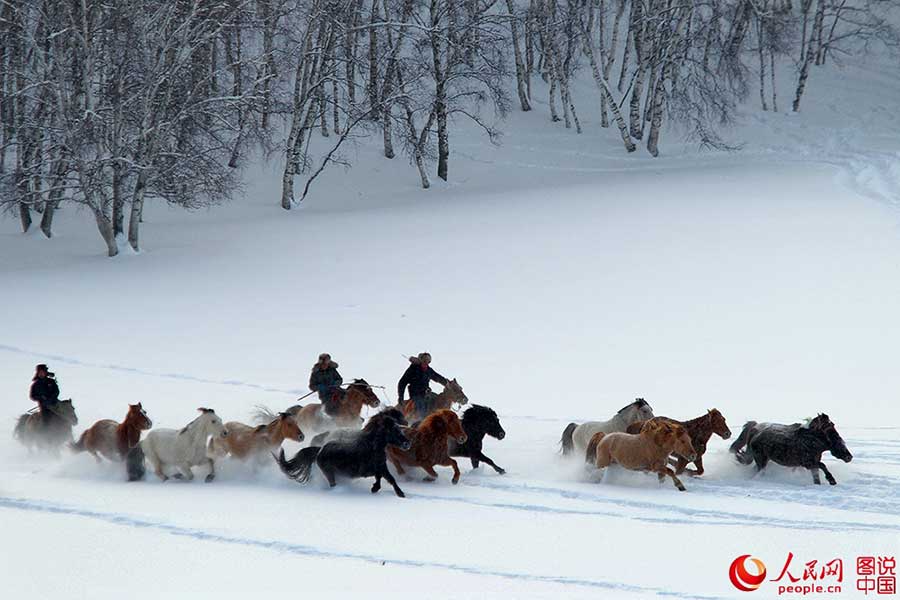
[224,412,305,460]
[401,378,469,422]
[387,409,468,484]
[292,379,380,433]
[625,409,731,476]
[71,403,153,462]
[586,420,697,491]
[14,399,78,454]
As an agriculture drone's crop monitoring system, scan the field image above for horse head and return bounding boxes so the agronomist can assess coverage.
[129,403,153,430]
[195,407,228,439]
[55,399,78,426]
[349,379,381,408]
[445,379,468,406]
[810,413,852,463]
[708,408,731,440]
[439,410,469,444]
[276,412,305,443]
[382,418,411,451]
[649,421,696,461]
[463,405,505,440]
[619,398,654,425]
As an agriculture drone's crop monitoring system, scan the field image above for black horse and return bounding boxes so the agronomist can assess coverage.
[309,407,408,447]
[729,413,852,485]
[448,405,507,474]
[276,411,411,497]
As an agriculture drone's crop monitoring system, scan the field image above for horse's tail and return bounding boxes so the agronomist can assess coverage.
[729,421,757,465]
[13,415,29,441]
[275,446,320,484]
[126,443,146,481]
[585,432,605,465]
[560,422,577,456]
[70,430,88,453]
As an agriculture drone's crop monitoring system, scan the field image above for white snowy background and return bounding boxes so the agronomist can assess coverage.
[1,53,899,599]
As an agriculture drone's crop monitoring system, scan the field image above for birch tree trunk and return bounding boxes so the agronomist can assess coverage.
[506,0,532,111]
[793,0,824,112]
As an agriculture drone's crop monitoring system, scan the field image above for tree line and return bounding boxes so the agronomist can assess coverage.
[1,0,896,255]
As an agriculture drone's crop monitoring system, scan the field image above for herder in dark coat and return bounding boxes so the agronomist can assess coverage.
[309,353,343,416]
[397,352,448,416]
[30,364,60,426]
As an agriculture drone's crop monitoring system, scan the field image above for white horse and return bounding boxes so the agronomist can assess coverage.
[560,399,655,456]
[126,408,228,482]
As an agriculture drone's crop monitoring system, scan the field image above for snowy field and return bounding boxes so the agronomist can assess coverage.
[2,58,900,599]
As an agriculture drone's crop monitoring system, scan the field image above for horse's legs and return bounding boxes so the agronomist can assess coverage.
[809,467,822,485]
[422,464,439,482]
[672,455,689,475]
[752,452,768,475]
[478,452,505,475]
[322,466,337,487]
[380,466,405,498]
[470,456,480,469]
[691,455,705,476]
[662,467,687,491]
[371,474,382,494]
[818,461,837,485]
[149,456,168,481]
[445,457,461,484]
[205,458,216,483]
[177,463,194,481]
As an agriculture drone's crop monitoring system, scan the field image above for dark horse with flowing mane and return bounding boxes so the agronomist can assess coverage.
[276,409,411,497]
[71,403,152,461]
[448,405,507,475]
[14,399,79,454]
[729,414,852,485]
[626,409,731,476]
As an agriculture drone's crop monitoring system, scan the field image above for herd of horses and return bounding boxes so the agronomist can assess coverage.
[12,381,854,496]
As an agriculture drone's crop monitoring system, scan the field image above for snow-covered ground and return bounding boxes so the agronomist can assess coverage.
[2,56,899,599]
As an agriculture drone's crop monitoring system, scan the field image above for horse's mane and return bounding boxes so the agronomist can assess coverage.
[617,398,647,414]
[462,405,495,425]
[179,410,214,434]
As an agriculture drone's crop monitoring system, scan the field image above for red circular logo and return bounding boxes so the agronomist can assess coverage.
[729,555,767,592]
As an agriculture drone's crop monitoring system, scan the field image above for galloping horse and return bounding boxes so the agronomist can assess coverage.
[276,413,411,497]
[291,379,380,433]
[560,398,654,456]
[401,378,468,422]
[388,409,469,484]
[224,412,304,461]
[586,420,697,491]
[127,408,228,482]
[449,404,507,475]
[729,414,853,485]
[71,403,152,462]
[626,409,731,476]
[14,399,79,454]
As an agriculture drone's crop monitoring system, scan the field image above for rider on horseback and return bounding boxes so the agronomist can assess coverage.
[30,364,60,426]
[309,353,343,417]
[398,352,448,416]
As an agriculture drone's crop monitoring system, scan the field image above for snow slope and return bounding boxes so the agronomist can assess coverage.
[1,56,899,599]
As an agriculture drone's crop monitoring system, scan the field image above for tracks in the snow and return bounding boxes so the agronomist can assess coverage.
[0,495,729,600]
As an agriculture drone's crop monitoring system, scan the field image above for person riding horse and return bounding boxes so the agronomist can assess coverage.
[398,352,448,416]
[30,364,61,426]
[309,353,343,417]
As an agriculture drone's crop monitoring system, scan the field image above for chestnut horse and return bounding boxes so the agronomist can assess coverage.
[71,403,153,462]
[625,409,731,476]
[586,420,697,491]
[388,409,468,484]
[224,413,304,460]
[401,378,469,422]
[292,379,380,433]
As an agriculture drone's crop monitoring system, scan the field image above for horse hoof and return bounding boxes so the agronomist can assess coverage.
[677,486,686,492]
[371,485,380,494]
[423,476,436,482]
[171,473,183,480]
[396,490,406,498]
[497,468,506,475]
[451,477,459,485]
[205,474,215,483]
[828,480,837,486]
